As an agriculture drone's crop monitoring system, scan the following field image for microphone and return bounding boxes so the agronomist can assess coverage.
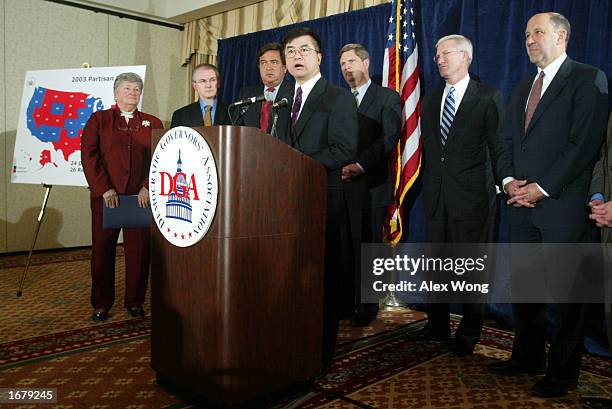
[273,98,289,109]
[230,95,265,107]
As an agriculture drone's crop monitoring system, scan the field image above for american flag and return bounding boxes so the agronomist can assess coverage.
[382,0,422,244]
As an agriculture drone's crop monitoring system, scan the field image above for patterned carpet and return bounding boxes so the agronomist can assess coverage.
[1,248,611,408]
[0,247,146,344]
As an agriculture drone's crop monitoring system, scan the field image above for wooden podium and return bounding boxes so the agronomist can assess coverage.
[150,126,327,405]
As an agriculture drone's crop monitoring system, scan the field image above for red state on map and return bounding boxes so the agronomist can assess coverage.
[39,149,58,168]
[51,129,83,161]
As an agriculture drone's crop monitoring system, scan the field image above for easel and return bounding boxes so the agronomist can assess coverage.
[16,62,92,297]
[16,184,52,297]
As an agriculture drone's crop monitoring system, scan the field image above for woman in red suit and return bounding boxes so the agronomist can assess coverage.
[81,72,163,322]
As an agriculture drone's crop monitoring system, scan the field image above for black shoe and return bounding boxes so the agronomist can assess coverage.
[531,377,577,398]
[453,343,475,357]
[409,326,450,342]
[352,304,379,327]
[488,360,545,376]
[92,308,108,322]
[583,397,612,409]
[127,307,145,318]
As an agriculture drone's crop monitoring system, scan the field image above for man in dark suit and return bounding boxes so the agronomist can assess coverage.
[419,34,503,355]
[171,63,229,127]
[338,43,402,326]
[492,12,609,398]
[235,43,293,136]
[585,113,612,409]
[280,27,358,369]
[590,113,612,239]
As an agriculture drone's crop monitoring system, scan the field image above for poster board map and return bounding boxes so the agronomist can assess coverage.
[11,66,146,186]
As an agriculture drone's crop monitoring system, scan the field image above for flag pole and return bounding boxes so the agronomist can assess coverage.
[381,0,408,310]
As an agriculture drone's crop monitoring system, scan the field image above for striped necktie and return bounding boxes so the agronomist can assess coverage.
[440,86,455,146]
[352,90,359,106]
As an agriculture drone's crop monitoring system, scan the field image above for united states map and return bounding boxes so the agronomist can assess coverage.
[26,87,103,167]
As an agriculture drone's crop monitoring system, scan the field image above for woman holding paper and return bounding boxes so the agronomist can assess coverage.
[81,72,163,322]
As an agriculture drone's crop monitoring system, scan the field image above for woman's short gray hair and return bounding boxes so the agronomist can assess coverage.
[436,34,473,65]
[113,72,143,92]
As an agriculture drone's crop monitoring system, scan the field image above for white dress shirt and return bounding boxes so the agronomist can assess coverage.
[293,72,322,122]
[439,73,470,124]
[352,79,371,107]
[503,53,568,196]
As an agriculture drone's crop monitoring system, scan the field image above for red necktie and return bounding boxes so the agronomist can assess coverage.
[524,71,544,132]
[259,87,274,131]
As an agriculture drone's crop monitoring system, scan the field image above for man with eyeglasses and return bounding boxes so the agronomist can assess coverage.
[338,43,402,327]
[279,27,358,370]
[235,43,293,135]
[171,63,229,127]
[418,34,503,356]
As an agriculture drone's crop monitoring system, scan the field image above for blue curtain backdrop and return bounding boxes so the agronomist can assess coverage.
[217,1,612,344]
[218,1,612,103]
[218,4,392,102]
[218,0,612,243]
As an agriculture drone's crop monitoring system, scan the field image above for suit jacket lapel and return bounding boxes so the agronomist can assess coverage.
[276,79,294,104]
[525,58,572,136]
[248,100,263,126]
[358,83,377,116]
[446,79,478,147]
[293,78,326,141]
[273,80,293,137]
[430,87,444,148]
[190,102,204,127]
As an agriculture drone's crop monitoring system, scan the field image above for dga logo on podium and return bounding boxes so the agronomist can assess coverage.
[149,126,218,247]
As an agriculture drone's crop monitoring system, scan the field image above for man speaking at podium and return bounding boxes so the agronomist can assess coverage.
[235,42,293,135]
[279,27,358,369]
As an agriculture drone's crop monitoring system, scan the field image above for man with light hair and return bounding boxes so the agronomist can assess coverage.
[171,63,230,127]
[417,33,504,356]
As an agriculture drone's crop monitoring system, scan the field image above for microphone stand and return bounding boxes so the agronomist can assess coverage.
[228,104,250,126]
[228,95,266,125]
[270,106,281,138]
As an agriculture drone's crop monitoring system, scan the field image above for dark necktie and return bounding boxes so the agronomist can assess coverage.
[291,87,303,129]
[259,87,274,131]
[525,71,545,132]
[352,90,359,106]
[204,105,212,126]
[440,86,455,146]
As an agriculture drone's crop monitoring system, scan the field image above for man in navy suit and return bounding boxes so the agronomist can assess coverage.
[235,43,293,136]
[171,63,230,127]
[280,27,358,369]
[338,43,402,326]
[492,12,609,398]
[419,34,503,355]
[585,113,612,409]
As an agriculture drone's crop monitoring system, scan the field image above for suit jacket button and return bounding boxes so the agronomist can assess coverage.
[441,157,445,162]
